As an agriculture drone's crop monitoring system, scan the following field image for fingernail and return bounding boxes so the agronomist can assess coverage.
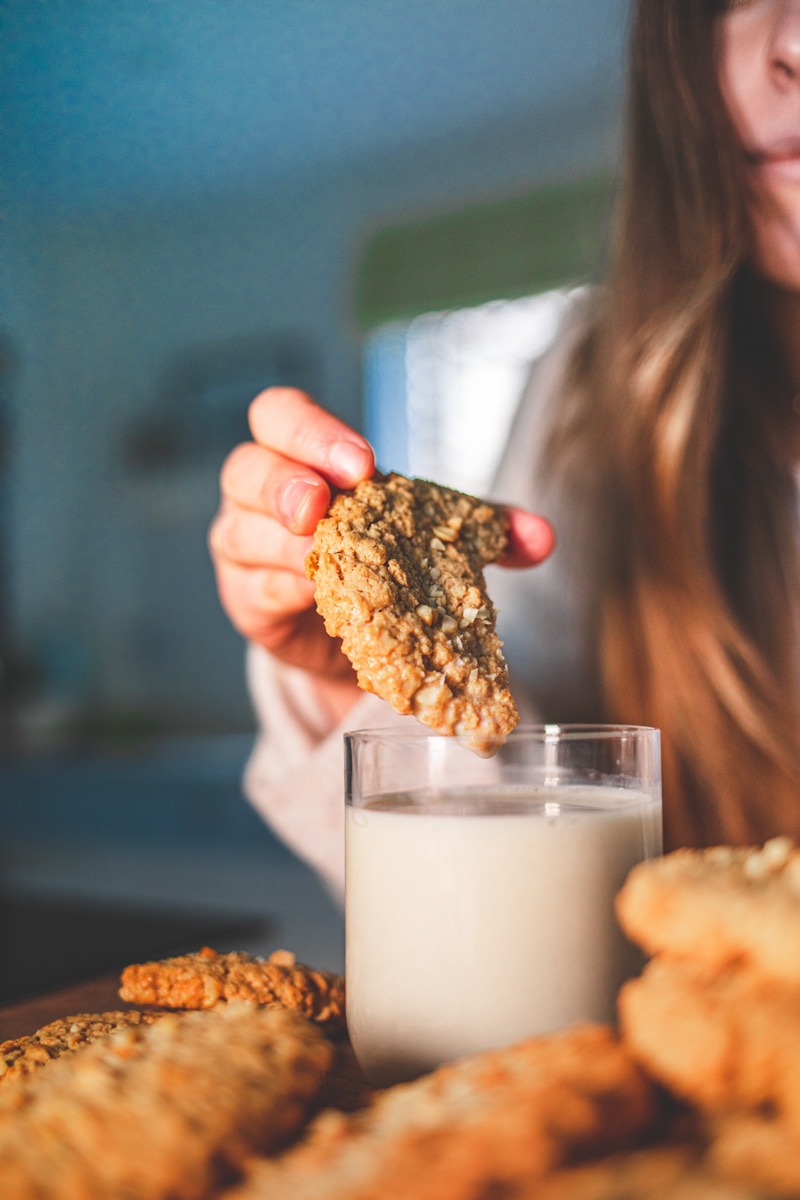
[516,511,555,557]
[329,440,371,485]
[279,479,318,530]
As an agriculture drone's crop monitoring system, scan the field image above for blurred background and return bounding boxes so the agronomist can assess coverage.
[0,0,628,999]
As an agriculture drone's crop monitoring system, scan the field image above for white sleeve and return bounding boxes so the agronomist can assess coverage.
[487,293,602,722]
[242,644,411,902]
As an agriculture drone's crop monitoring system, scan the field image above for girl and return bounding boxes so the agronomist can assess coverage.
[209,0,800,893]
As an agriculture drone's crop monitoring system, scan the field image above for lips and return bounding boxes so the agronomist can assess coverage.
[746,138,800,183]
[749,141,800,162]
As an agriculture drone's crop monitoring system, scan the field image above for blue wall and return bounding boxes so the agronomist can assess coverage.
[0,4,626,736]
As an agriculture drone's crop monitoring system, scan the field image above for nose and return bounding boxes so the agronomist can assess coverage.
[770,0,800,82]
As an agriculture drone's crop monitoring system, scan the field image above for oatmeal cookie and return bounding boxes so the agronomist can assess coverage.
[708,1111,800,1197]
[616,838,800,984]
[0,1009,165,1087]
[305,472,518,745]
[118,947,345,1030]
[530,1145,762,1200]
[226,1024,662,1200]
[0,1004,332,1200]
[619,955,800,1122]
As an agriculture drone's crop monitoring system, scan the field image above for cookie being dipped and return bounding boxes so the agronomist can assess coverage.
[305,472,517,747]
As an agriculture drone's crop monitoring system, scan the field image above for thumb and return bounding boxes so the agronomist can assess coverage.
[497,507,555,568]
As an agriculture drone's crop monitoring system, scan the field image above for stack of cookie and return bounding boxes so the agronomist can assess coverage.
[0,938,780,1198]
[617,836,800,1196]
[0,948,671,1200]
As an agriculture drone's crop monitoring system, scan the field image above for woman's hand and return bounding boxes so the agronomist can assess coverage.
[209,386,556,682]
[209,387,374,683]
[497,507,556,569]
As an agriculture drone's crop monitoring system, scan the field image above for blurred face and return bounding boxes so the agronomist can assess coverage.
[718,0,800,292]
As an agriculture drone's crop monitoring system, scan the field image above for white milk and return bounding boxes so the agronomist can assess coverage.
[345,786,661,1085]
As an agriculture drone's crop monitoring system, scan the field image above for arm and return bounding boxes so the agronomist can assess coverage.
[209,387,555,894]
[208,387,374,726]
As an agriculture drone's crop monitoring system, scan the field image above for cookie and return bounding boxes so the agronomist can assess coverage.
[615,838,800,984]
[0,1004,332,1200]
[619,955,800,1122]
[531,1145,762,1200]
[305,472,517,746]
[118,947,345,1030]
[227,1024,662,1200]
[0,1010,165,1087]
[708,1111,800,1197]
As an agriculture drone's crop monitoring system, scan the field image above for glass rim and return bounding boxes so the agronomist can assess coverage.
[345,723,660,744]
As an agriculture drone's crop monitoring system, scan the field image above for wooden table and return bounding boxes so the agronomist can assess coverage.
[0,972,373,1112]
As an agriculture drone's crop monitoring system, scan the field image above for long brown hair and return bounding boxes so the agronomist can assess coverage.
[556,0,800,847]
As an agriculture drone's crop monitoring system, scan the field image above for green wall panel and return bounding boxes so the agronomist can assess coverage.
[356,172,614,328]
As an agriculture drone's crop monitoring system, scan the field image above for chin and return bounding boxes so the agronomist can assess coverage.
[751,223,800,297]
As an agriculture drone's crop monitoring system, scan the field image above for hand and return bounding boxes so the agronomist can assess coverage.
[497,507,556,568]
[209,386,556,678]
[208,387,374,681]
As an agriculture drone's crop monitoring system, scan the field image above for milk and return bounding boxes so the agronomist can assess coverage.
[345,786,661,1085]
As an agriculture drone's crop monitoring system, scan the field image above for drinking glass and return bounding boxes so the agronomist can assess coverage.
[344,723,662,1086]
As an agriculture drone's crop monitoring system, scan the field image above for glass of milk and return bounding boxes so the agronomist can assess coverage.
[344,723,661,1086]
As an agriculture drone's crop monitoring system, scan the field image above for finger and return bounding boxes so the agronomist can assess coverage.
[220,442,332,535]
[209,502,313,572]
[213,563,352,678]
[497,508,556,568]
[248,388,374,488]
[212,559,316,641]
[257,608,355,679]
